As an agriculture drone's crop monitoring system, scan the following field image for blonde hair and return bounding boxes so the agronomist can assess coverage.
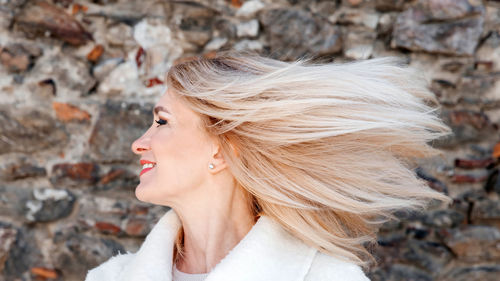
[166,50,453,270]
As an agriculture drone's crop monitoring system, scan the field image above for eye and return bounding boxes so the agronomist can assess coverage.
[155,118,168,127]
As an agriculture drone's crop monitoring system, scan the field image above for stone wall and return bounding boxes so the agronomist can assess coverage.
[1,0,499,280]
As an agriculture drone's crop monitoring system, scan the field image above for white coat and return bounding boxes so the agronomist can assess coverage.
[85,208,370,281]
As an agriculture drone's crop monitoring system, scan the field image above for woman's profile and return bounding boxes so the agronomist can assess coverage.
[85,50,452,281]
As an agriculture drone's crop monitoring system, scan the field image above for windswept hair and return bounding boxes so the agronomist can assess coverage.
[166,50,453,270]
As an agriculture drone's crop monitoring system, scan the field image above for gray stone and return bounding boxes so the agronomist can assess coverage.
[471,198,500,225]
[52,230,126,279]
[22,188,76,222]
[401,239,453,274]
[370,263,433,281]
[204,37,229,51]
[235,0,265,19]
[32,53,96,97]
[174,5,215,47]
[233,40,264,52]
[334,8,380,30]
[260,8,342,60]
[105,23,135,47]
[2,224,43,279]
[392,0,485,56]
[476,31,500,72]
[423,209,465,228]
[92,57,125,82]
[88,100,153,163]
[0,0,27,30]
[236,19,259,38]
[0,106,69,155]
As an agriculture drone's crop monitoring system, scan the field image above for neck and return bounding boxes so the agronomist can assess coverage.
[172,180,256,274]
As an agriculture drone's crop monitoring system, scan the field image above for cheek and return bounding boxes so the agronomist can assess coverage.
[150,130,211,185]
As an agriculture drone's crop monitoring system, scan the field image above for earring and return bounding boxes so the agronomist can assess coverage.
[209,163,214,169]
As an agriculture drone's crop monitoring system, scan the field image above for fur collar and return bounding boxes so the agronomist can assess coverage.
[86,208,318,281]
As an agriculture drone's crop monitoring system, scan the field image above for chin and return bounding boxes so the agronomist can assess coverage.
[134,183,154,203]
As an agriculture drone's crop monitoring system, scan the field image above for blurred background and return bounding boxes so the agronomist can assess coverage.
[0,0,499,280]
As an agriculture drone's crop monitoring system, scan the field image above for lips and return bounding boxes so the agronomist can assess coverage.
[140,159,156,176]
[140,160,156,165]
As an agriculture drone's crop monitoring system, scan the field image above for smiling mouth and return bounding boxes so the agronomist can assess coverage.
[140,163,156,176]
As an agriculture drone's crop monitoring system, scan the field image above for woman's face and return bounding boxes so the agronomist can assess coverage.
[131,89,218,205]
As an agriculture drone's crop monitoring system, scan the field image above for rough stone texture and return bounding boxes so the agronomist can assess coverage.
[440,263,500,281]
[0,155,47,181]
[88,100,153,163]
[260,8,343,60]
[0,106,69,155]
[0,0,499,280]
[439,225,500,262]
[13,1,92,46]
[22,188,76,222]
[0,43,42,73]
[50,162,100,188]
[0,224,17,273]
[31,53,97,97]
[392,0,485,56]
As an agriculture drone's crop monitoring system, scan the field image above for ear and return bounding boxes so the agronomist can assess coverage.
[208,141,228,173]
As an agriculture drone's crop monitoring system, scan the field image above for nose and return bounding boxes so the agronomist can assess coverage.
[131,130,151,155]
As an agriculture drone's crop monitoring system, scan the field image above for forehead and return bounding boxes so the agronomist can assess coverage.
[153,89,205,128]
[153,88,179,114]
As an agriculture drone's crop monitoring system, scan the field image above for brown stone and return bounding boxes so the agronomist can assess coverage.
[86,44,104,62]
[30,267,58,279]
[125,217,148,236]
[451,173,488,183]
[50,162,99,187]
[454,157,495,169]
[375,0,408,11]
[0,225,17,272]
[0,106,69,155]
[440,264,500,281]
[52,102,91,123]
[436,109,497,146]
[0,155,47,181]
[14,0,92,46]
[95,221,122,235]
[0,43,42,73]
[440,225,500,261]
[93,167,138,192]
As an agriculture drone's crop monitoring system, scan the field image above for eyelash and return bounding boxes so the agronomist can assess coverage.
[155,118,168,127]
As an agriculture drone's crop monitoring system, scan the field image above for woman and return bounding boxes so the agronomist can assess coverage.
[85,50,452,281]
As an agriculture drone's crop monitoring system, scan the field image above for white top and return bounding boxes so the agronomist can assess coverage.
[172,264,209,281]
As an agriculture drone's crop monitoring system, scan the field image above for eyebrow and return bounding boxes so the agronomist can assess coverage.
[153,106,171,115]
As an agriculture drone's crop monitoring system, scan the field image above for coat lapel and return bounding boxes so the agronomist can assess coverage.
[118,208,317,281]
[118,208,181,281]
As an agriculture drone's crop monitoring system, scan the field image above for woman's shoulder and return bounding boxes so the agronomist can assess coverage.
[84,252,135,281]
[304,251,371,281]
